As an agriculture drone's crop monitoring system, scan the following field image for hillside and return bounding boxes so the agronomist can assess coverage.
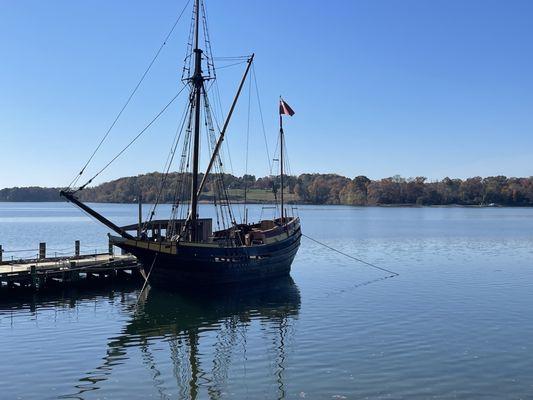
[1,173,533,206]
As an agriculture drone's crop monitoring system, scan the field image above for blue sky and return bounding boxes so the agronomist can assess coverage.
[1,0,532,189]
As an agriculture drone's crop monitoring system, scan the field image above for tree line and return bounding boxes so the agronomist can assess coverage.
[1,173,533,206]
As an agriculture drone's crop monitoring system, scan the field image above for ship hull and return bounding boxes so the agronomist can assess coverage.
[113,230,301,288]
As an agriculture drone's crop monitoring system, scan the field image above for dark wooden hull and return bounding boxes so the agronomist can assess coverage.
[115,230,301,288]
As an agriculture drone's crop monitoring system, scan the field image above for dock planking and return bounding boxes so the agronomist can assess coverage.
[0,252,142,292]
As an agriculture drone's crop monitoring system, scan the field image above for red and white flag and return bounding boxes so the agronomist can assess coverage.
[279,99,295,116]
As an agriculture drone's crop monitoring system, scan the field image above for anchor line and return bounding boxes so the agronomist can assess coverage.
[301,233,399,277]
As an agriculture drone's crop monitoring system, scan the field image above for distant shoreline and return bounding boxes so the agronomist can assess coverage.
[0,200,529,208]
[2,173,532,207]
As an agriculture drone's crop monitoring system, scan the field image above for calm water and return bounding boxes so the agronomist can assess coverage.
[1,202,533,399]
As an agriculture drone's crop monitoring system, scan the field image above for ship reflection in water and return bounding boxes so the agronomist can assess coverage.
[62,277,301,399]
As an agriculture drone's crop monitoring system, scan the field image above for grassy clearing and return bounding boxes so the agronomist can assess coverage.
[202,188,297,203]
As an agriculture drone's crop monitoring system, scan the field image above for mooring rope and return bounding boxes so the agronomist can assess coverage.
[131,233,397,305]
[302,233,399,277]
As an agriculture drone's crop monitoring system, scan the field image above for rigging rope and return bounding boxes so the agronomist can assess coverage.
[215,60,248,70]
[242,71,252,222]
[67,0,192,190]
[251,64,272,173]
[271,132,280,176]
[168,99,194,231]
[144,100,192,232]
[213,56,250,60]
[75,85,188,191]
[302,233,399,278]
[202,85,236,230]
[2,248,39,253]
[201,0,216,79]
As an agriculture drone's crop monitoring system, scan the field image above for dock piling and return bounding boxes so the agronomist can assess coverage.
[0,244,2,263]
[138,193,142,238]
[30,265,37,289]
[75,240,80,257]
[39,242,46,260]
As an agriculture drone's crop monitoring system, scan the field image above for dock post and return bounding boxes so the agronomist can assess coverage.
[30,265,37,289]
[75,240,80,257]
[39,242,46,260]
[108,239,114,255]
[138,193,142,238]
[68,262,80,283]
[0,244,2,263]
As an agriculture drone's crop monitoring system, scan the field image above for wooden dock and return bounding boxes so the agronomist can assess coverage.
[0,245,142,291]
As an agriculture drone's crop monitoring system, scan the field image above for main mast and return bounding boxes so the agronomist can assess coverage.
[190,0,203,241]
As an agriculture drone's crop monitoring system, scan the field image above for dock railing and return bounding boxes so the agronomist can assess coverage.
[0,238,117,264]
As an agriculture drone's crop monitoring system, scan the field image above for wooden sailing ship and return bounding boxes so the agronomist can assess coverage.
[60,0,301,287]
